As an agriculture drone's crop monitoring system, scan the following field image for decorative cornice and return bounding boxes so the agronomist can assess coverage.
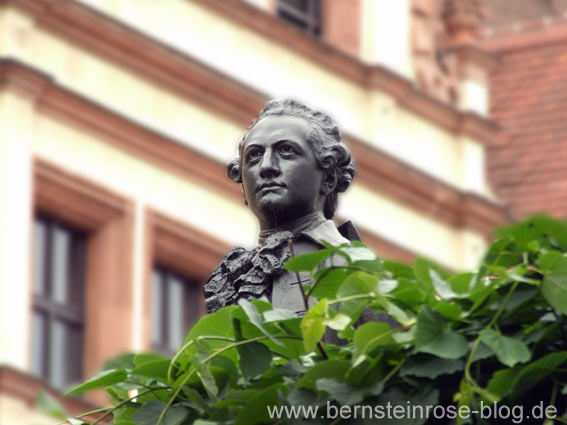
[481,19,567,52]
[189,0,500,143]
[0,60,508,243]
[2,0,500,145]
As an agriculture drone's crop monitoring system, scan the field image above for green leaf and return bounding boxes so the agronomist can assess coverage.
[430,269,459,299]
[447,273,475,294]
[400,356,464,379]
[238,299,284,347]
[133,352,166,367]
[235,384,286,425]
[311,268,350,299]
[186,305,238,342]
[285,249,331,271]
[418,332,469,359]
[263,308,297,322]
[296,360,351,390]
[390,277,426,308]
[340,244,377,263]
[532,215,567,250]
[487,367,522,398]
[316,378,383,405]
[378,279,397,294]
[414,258,446,293]
[480,329,531,367]
[102,352,135,371]
[510,351,567,399]
[131,359,171,382]
[132,400,189,425]
[353,258,383,274]
[66,369,127,395]
[192,355,219,400]
[383,260,415,279]
[537,250,564,271]
[415,307,468,359]
[237,341,272,378]
[326,313,351,331]
[352,322,395,365]
[35,391,66,420]
[542,256,567,315]
[300,298,327,352]
[431,301,463,320]
[336,271,378,323]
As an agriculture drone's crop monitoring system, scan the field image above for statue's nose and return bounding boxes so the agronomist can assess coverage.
[259,152,280,178]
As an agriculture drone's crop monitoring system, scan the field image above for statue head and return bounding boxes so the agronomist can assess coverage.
[227,99,355,230]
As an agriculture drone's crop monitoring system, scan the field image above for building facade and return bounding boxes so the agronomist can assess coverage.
[0,0,533,422]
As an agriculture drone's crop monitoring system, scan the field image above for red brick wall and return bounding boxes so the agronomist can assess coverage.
[488,32,567,218]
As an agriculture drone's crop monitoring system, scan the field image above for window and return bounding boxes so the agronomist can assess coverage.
[151,266,201,355]
[277,0,321,36]
[31,215,86,390]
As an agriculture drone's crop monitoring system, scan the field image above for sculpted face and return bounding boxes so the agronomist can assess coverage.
[240,115,326,231]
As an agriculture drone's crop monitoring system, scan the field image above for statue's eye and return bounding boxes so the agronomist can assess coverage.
[247,149,262,161]
[277,144,295,156]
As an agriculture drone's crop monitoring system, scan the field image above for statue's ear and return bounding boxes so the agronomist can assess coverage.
[242,186,248,205]
[320,171,337,195]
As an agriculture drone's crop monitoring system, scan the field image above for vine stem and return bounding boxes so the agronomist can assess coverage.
[327,359,406,425]
[58,406,111,425]
[306,265,383,298]
[464,280,520,395]
[157,334,302,425]
[90,386,170,425]
[168,335,235,383]
[288,239,328,360]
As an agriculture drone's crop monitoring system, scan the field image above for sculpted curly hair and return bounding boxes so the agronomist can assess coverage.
[227,99,355,219]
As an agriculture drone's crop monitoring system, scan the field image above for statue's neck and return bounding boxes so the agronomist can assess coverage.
[258,211,326,244]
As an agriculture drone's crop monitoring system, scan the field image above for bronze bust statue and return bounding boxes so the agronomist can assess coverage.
[204,99,358,314]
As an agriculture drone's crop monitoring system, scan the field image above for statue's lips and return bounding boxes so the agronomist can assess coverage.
[257,183,285,193]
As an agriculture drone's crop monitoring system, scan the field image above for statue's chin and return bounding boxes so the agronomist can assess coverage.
[256,202,288,228]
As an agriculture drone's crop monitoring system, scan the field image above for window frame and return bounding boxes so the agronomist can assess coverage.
[277,0,321,36]
[151,265,201,355]
[31,215,87,389]
[33,159,134,391]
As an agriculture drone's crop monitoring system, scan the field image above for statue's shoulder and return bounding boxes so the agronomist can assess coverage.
[301,219,360,247]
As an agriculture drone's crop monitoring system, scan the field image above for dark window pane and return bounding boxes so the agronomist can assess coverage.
[32,216,86,390]
[68,236,86,306]
[49,319,66,389]
[279,9,309,31]
[31,311,47,377]
[184,284,201,331]
[168,274,185,351]
[151,270,163,348]
[282,0,309,12]
[277,0,320,36]
[152,266,201,355]
[51,226,70,305]
[66,323,84,386]
[33,220,47,296]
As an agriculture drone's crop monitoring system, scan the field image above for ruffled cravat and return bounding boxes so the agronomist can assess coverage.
[203,212,329,314]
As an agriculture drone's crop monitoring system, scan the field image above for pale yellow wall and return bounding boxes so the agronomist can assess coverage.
[360,0,414,80]
[33,107,486,271]
[32,115,258,248]
[0,90,34,370]
[339,184,488,269]
[459,78,489,116]
[0,0,494,193]
[241,0,272,10]
[0,394,60,425]
[458,136,490,196]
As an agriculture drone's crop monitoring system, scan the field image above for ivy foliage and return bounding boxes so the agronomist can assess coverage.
[66,215,567,424]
